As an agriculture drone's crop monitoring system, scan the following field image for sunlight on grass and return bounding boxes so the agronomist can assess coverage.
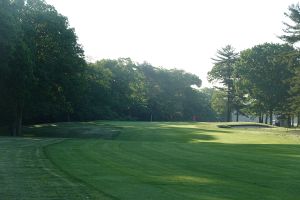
[3,121,300,200]
[159,175,215,184]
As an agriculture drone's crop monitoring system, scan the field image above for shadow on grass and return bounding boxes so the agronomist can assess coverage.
[128,142,300,199]
[46,140,300,200]
[21,121,222,142]
[110,125,221,142]
[14,121,283,143]
[22,122,122,139]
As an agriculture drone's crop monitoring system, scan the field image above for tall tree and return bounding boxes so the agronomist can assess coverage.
[0,0,35,136]
[281,3,300,126]
[236,43,295,124]
[280,3,300,44]
[26,0,85,122]
[0,0,86,135]
[208,45,239,122]
[22,0,86,124]
[0,0,18,126]
[289,68,300,126]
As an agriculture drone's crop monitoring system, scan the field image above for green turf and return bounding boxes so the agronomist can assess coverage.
[1,121,300,199]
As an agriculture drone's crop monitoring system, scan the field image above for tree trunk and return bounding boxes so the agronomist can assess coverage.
[226,91,231,122]
[259,113,263,123]
[265,114,268,124]
[298,113,300,127]
[12,121,17,137]
[11,103,23,137]
[269,110,273,125]
[67,113,71,122]
[16,108,23,136]
[288,115,292,128]
[236,109,239,122]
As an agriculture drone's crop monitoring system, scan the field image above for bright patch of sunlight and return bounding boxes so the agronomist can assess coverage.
[32,124,57,128]
[161,175,215,184]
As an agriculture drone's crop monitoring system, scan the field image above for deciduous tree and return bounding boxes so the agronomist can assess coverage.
[236,43,295,124]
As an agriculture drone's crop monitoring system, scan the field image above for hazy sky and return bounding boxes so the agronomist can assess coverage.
[46,0,297,87]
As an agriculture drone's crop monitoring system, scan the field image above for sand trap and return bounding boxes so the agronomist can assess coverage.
[218,124,273,129]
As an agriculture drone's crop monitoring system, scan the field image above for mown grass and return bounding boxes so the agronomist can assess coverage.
[1,121,300,199]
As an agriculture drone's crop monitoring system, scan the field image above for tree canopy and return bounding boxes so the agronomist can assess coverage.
[3,0,300,134]
[280,3,300,125]
[236,43,295,124]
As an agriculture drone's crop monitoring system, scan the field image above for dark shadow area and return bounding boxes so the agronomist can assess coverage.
[0,126,10,136]
[111,125,219,142]
[22,121,222,142]
[22,122,121,139]
[154,125,232,133]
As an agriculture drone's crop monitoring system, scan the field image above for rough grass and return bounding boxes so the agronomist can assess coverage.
[1,121,300,200]
[0,137,110,200]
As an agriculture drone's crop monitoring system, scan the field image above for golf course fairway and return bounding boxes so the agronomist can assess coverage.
[1,121,300,200]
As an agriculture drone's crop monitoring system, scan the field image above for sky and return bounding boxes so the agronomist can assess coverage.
[46,0,298,87]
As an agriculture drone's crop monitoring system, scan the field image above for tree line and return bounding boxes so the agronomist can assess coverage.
[75,58,217,123]
[208,4,300,126]
[2,0,300,136]
[0,0,218,136]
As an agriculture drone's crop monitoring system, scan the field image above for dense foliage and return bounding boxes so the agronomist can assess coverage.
[207,4,300,126]
[3,0,300,134]
[237,43,296,123]
[0,0,86,135]
[281,3,300,126]
[75,59,216,122]
[209,42,299,125]
[0,0,218,136]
